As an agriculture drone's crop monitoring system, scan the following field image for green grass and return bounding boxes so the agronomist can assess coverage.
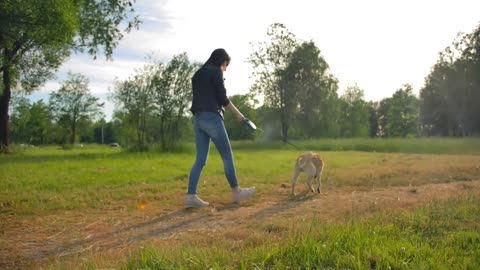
[1,138,480,215]
[127,196,480,269]
[1,145,196,214]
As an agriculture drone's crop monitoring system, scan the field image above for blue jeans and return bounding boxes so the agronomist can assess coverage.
[188,112,239,194]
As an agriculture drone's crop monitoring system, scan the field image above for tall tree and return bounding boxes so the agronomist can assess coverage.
[111,64,156,148]
[339,84,370,137]
[248,23,298,142]
[0,0,139,149]
[283,41,340,138]
[112,54,199,150]
[376,97,392,137]
[420,23,480,136]
[49,72,103,144]
[27,100,52,145]
[11,97,53,145]
[387,84,419,137]
[9,92,31,143]
[151,53,199,151]
[368,101,380,138]
[468,23,480,134]
[420,61,450,136]
[317,74,342,138]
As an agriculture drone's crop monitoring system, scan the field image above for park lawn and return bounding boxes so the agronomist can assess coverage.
[2,141,480,215]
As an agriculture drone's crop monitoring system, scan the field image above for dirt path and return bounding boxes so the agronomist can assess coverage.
[2,180,480,269]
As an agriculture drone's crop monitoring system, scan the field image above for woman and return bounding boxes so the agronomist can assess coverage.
[185,48,255,208]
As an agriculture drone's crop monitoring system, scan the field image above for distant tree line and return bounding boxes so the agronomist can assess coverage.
[6,21,480,151]
[246,23,480,141]
[10,72,104,146]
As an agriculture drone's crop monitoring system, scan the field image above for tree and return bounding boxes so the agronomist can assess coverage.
[49,72,103,144]
[110,111,136,147]
[283,41,340,138]
[368,101,380,138]
[387,84,419,137]
[316,74,342,138]
[467,23,480,134]
[420,23,480,136]
[111,64,156,149]
[0,0,139,149]
[151,53,200,151]
[77,117,95,143]
[420,61,450,136]
[248,23,298,142]
[27,100,52,145]
[9,92,31,143]
[376,97,392,137]
[338,84,370,137]
[112,54,199,151]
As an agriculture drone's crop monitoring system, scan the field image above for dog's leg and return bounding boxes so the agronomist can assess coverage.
[306,175,315,192]
[292,167,300,196]
[302,163,316,193]
[316,172,322,193]
[314,156,324,194]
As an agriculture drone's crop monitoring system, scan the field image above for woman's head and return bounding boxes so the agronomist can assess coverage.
[205,48,231,70]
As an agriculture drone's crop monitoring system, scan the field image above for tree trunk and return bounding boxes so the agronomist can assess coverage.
[280,111,289,142]
[0,66,12,148]
[70,125,76,144]
[136,119,141,146]
[141,110,146,145]
[70,118,76,144]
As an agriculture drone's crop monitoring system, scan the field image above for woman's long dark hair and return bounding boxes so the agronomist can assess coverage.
[204,48,230,67]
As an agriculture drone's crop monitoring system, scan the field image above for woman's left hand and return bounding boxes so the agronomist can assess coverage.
[235,113,245,122]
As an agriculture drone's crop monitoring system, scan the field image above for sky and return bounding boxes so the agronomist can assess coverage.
[31,0,480,120]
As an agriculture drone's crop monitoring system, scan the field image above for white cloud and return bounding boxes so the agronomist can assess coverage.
[37,81,61,93]
[39,55,147,93]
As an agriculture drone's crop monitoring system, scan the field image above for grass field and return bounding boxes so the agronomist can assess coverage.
[1,138,480,269]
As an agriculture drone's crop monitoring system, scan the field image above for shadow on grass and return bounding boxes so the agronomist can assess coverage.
[31,208,205,260]
[30,194,319,262]
[250,192,318,220]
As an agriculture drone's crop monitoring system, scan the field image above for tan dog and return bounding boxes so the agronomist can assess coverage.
[292,152,324,195]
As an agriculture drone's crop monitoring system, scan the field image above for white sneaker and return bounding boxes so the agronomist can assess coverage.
[233,187,256,203]
[184,194,209,208]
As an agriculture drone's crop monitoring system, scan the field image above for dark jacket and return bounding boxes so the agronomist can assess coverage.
[190,64,230,118]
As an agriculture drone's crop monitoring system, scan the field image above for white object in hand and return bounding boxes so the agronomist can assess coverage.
[243,118,257,130]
